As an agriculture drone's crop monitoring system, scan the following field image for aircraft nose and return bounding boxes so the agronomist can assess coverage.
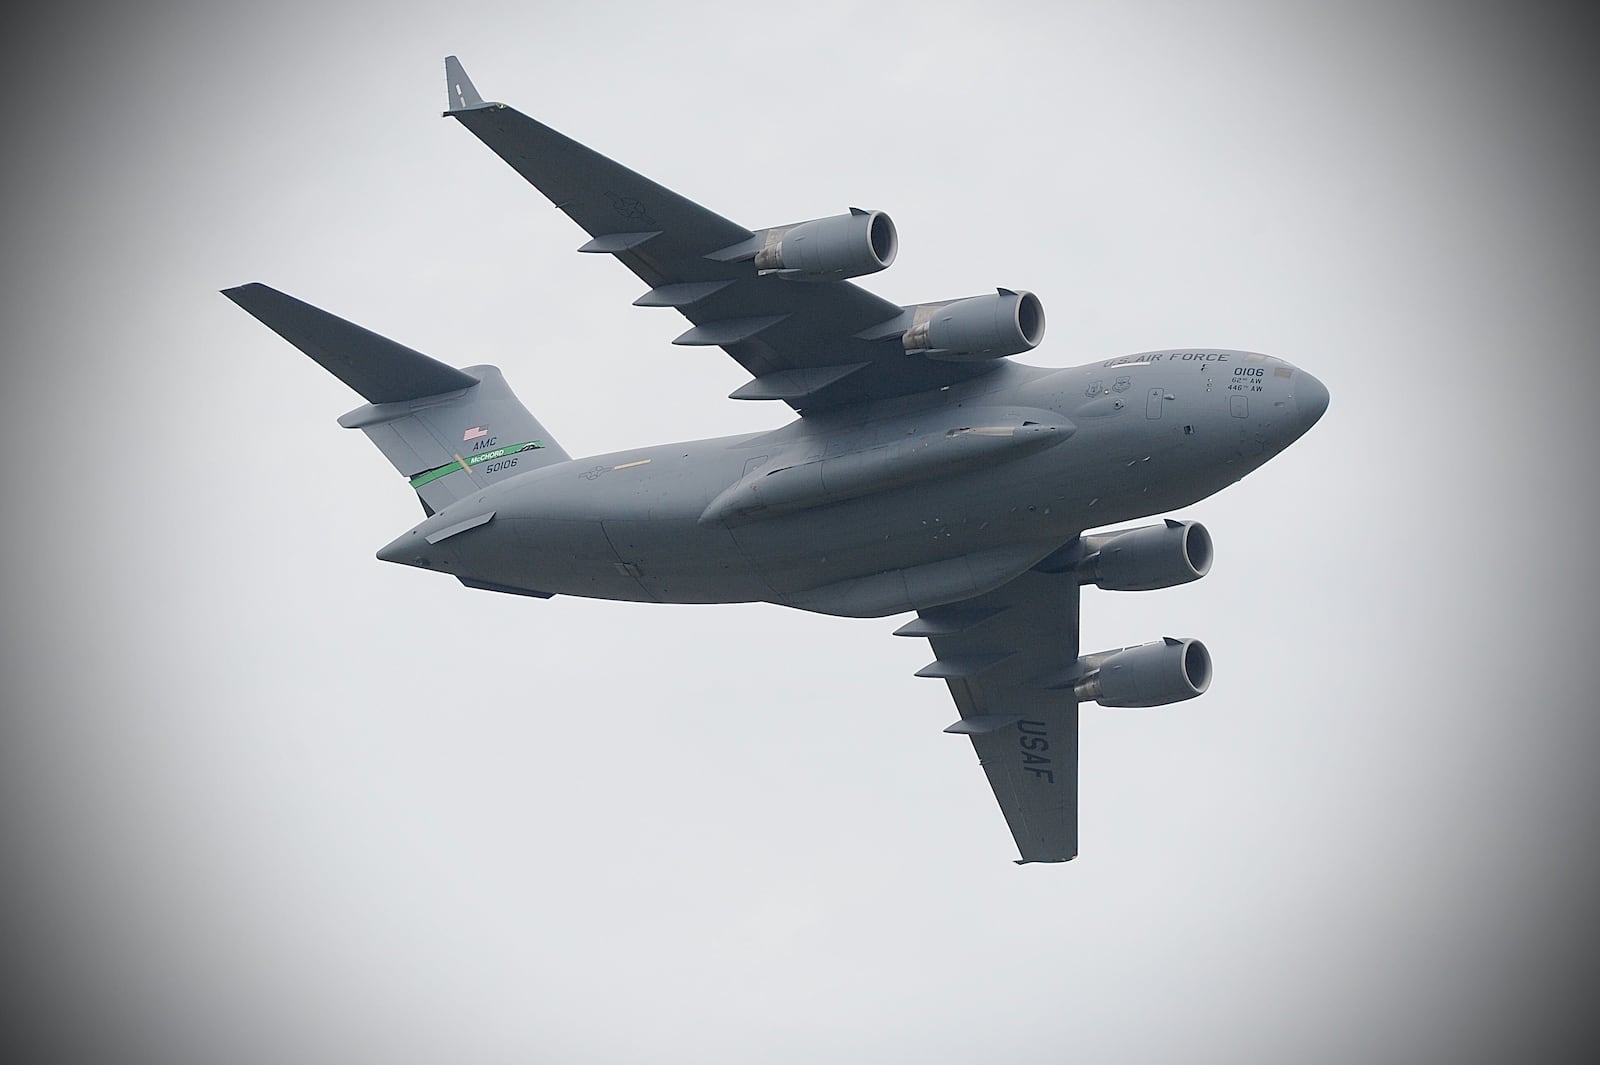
[1293,368,1329,428]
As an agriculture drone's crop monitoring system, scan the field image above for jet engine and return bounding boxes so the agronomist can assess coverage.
[1070,638,1212,708]
[901,289,1045,361]
[1077,519,1213,591]
[753,209,898,280]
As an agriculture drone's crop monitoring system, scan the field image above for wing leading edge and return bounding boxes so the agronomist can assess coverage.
[441,57,1000,413]
[898,567,1083,863]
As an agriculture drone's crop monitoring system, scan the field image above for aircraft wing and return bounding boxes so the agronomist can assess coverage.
[442,57,999,414]
[898,566,1082,863]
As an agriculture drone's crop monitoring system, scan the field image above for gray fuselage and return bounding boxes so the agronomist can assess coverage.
[378,349,1328,618]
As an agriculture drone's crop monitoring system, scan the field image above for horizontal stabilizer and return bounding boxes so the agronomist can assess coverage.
[223,283,479,404]
[227,283,569,514]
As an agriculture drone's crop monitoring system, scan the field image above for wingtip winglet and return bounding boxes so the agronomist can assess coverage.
[443,55,489,114]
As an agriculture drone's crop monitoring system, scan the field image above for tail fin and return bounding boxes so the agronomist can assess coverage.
[224,283,569,514]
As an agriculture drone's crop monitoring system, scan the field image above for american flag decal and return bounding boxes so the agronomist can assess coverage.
[463,426,489,441]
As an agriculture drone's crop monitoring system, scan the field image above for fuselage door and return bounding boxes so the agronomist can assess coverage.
[1146,387,1164,419]
[739,454,770,513]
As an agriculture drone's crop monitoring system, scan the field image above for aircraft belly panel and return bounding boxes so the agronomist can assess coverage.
[726,455,1072,598]
[502,517,652,601]
[601,519,768,604]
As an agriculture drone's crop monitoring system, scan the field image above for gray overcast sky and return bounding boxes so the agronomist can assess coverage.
[3,2,1597,1062]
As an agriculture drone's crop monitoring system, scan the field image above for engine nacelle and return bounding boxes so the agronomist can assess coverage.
[1072,637,1212,708]
[908,287,1043,362]
[753,209,897,280]
[902,289,1045,362]
[1078,519,1213,591]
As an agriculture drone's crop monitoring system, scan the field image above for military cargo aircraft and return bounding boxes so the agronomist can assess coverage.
[225,57,1327,863]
